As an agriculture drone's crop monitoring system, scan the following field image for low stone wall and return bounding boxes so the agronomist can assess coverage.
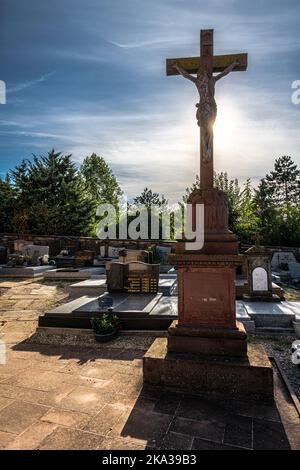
[0,233,176,256]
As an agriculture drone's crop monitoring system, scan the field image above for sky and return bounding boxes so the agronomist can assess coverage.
[1,0,300,203]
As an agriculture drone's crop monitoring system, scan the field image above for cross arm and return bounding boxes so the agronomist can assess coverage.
[166,53,247,76]
[173,62,197,83]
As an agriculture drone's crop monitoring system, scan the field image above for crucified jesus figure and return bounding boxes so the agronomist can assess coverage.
[173,60,239,162]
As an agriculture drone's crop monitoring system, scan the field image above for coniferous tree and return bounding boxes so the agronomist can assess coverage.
[264,156,300,208]
[10,149,94,235]
[0,174,17,233]
[133,187,168,208]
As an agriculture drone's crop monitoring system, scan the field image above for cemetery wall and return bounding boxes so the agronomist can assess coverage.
[0,233,175,256]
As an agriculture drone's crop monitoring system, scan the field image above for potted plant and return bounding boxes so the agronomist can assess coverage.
[91,311,122,342]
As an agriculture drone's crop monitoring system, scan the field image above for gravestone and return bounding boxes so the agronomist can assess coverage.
[244,243,276,301]
[106,261,159,294]
[21,245,49,266]
[271,251,296,270]
[75,250,94,267]
[14,239,31,253]
[108,246,125,258]
[118,249,149,263]
[143,29,273,400]
[253,267,268,291]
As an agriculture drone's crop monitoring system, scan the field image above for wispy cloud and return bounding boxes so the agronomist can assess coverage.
[1,0,300,202]
[107,38,176,49]
[7,72,55,94]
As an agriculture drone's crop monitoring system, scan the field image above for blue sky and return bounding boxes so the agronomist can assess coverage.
[1,0,300,202]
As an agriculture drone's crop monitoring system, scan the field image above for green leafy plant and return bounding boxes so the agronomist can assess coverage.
[91,312,122,335]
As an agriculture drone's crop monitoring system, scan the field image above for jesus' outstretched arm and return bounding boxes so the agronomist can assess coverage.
[173,63,197,83]
[214,60,239,82]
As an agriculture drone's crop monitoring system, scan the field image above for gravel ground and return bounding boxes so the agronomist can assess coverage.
[252,336,300,401]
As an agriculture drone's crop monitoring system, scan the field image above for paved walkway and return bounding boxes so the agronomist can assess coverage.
[0,279,299,450]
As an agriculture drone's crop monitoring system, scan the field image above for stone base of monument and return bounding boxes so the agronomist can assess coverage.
[167,320,247,357]
[143,338,274,400]
[242,293,281,303]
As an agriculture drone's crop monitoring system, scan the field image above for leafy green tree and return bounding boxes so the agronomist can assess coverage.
[10,149,94,235]
[80,153,122,205]
[80,153,123,235]
[234,179,259,244]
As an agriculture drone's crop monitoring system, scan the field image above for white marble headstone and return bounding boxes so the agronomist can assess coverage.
[252,267,268,291]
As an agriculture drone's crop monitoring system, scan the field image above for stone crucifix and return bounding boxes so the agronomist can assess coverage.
[166,29,247,189]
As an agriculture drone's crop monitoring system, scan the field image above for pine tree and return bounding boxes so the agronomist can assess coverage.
[264,156,300,208]
[133,187,168,208]
[10,149,94,235]
[0,174,17,233]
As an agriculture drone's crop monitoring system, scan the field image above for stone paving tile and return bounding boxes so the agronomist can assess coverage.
[249,402,281,422]
[5,421,58,450]
[153,391,181,416]
[170,416,225,443]
[0,373,15,383]
[0,396,14,411]
[38,426,105,450]
[10,383,76,408]
[0,332,31,344]
[41,408,91,430]
[192,438,246,450]
[223,414,253,449]
[58,385,110,415]
[0,321,36,333]
[108,394,138,409]
[0,430,16,449]
[253,418,291,450]
[177,395,228,423]
[102,436,148,450]
[0,400,50,434]
[161,431,193,450]
[6,369,72,391]
[0,383,27,399]
[131,395,157,412]
[118,408,173,448]
[85,403,129,436]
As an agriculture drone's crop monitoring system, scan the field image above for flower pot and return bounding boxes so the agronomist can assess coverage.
[94,330,118,343]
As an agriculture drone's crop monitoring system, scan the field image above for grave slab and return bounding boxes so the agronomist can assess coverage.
[243,301,295,328]
[38,293,176,330]
[43,267,105,281]
[0,265,55,278]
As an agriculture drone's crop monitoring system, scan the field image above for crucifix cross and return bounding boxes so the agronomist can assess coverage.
[166,29,247,189]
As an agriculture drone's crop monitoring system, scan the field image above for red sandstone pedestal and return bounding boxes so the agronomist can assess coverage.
[168,253,246,356]
[143,188,274,399]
